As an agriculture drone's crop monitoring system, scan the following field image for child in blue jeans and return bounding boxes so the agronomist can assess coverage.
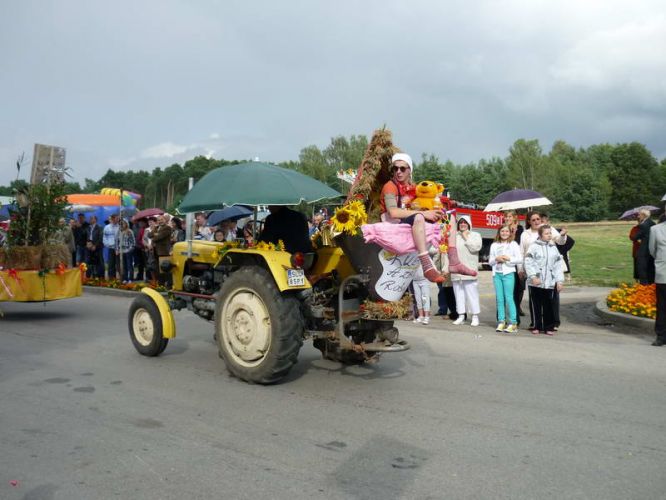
[489,225,522,333]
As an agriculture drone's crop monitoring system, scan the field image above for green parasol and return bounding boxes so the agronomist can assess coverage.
[178,161,342,213]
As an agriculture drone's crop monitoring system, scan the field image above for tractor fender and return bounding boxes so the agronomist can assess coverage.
[140,288,176,339]
[225,249,311,292]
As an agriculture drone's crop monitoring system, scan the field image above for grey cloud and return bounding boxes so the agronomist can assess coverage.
[1,0,665,184]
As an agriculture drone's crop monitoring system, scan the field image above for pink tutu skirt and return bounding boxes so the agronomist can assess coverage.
[361,222,442,255]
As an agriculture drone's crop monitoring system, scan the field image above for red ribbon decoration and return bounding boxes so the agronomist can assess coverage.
[55,262,66,276]
[6,268,26,294]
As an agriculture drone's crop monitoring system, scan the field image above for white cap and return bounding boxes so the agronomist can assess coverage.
[391,153,413,170]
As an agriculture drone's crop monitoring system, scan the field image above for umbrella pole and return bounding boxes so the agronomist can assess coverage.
[119,188,124,281]
[186,177,194,258]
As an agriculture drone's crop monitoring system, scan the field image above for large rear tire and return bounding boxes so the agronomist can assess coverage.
[128,294,169,356]
[215,267,303,384]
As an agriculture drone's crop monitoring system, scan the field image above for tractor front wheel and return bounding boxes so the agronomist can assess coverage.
[128,294,169,356]
[215,267,303,384]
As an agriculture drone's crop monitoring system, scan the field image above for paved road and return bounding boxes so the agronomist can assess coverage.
[1,280,665,499]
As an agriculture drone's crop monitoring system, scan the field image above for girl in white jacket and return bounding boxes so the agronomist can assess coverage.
[524,225,564,335]
[489,225,523,333]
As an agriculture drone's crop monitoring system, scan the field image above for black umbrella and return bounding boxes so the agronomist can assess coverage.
[618,205,660,221]
[207,205,253,226]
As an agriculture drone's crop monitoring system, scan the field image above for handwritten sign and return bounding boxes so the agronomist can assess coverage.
[374,250,419,302]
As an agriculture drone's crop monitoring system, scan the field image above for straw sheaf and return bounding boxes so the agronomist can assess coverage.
[346,127,401,223]
[2,246,43,270]
[41,244,71,269]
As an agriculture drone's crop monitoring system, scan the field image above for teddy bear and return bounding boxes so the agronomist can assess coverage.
[409,180,444,211]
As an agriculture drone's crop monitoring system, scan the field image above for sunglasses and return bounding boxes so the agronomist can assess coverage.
[393,166,410,172]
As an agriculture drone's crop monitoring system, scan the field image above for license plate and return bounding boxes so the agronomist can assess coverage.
[287,268,305,287]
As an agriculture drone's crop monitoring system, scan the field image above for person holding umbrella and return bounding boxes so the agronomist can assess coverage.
[631,208,656,285]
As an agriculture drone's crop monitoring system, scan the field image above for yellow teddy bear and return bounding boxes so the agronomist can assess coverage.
[410,180,444,211]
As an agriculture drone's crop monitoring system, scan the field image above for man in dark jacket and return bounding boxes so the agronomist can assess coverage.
[259,206,313,254]
[73,213,90,265]
[86,215,104,278]
[150,215,173,285]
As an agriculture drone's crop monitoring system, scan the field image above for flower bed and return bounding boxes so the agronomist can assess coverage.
[84,278,167,293]
[606,283,656,319]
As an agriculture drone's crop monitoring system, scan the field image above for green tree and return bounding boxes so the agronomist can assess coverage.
[583,143,615,175]
[83,178,100,192]
[298,145,329,183]
[506,139,552,192]
[0,179,29,196]
[448,163,482,205]
[548,140,578,166]
[607,142,662,214]
[550,164,611,221]
[323,135,368,173]
[413,154,455,185]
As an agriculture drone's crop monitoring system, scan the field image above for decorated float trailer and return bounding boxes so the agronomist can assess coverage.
[0,185,83,303]
[0,251,83,302]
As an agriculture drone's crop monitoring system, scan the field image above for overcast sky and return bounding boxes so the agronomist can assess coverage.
[1,0,665,183]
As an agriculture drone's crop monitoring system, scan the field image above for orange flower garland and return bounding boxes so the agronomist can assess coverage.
[606,283,656,319]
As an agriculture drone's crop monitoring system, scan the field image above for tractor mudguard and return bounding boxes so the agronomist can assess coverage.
[224,248,311,292]
[141,288,176,339]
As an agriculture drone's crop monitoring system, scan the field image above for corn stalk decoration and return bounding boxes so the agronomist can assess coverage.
[344,127,401,223]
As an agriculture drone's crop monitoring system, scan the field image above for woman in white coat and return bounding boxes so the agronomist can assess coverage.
[451,216,483,326]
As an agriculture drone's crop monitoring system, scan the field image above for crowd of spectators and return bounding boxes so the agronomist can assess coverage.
[425,209,574,336]
[65,211,231,285]
[59,207,326,285]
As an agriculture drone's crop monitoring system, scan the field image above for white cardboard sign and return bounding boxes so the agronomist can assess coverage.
[374,250,419,302]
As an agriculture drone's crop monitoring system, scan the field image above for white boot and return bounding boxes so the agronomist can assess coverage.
[471,315,480,327]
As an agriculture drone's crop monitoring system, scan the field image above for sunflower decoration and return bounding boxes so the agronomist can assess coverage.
[254,241,273,251]
[211,240,242,260]
[330,200,368,236]
[254,240,285,252]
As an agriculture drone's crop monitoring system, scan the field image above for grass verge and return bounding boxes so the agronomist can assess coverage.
[564,221,634,287]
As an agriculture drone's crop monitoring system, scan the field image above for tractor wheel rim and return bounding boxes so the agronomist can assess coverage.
[133,308,155,346]
[221,289,271,367]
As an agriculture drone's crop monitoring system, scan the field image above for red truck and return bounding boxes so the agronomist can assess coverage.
[439,196,525,263]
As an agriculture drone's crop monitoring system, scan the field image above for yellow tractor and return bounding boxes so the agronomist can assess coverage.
[128,162,410,384]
